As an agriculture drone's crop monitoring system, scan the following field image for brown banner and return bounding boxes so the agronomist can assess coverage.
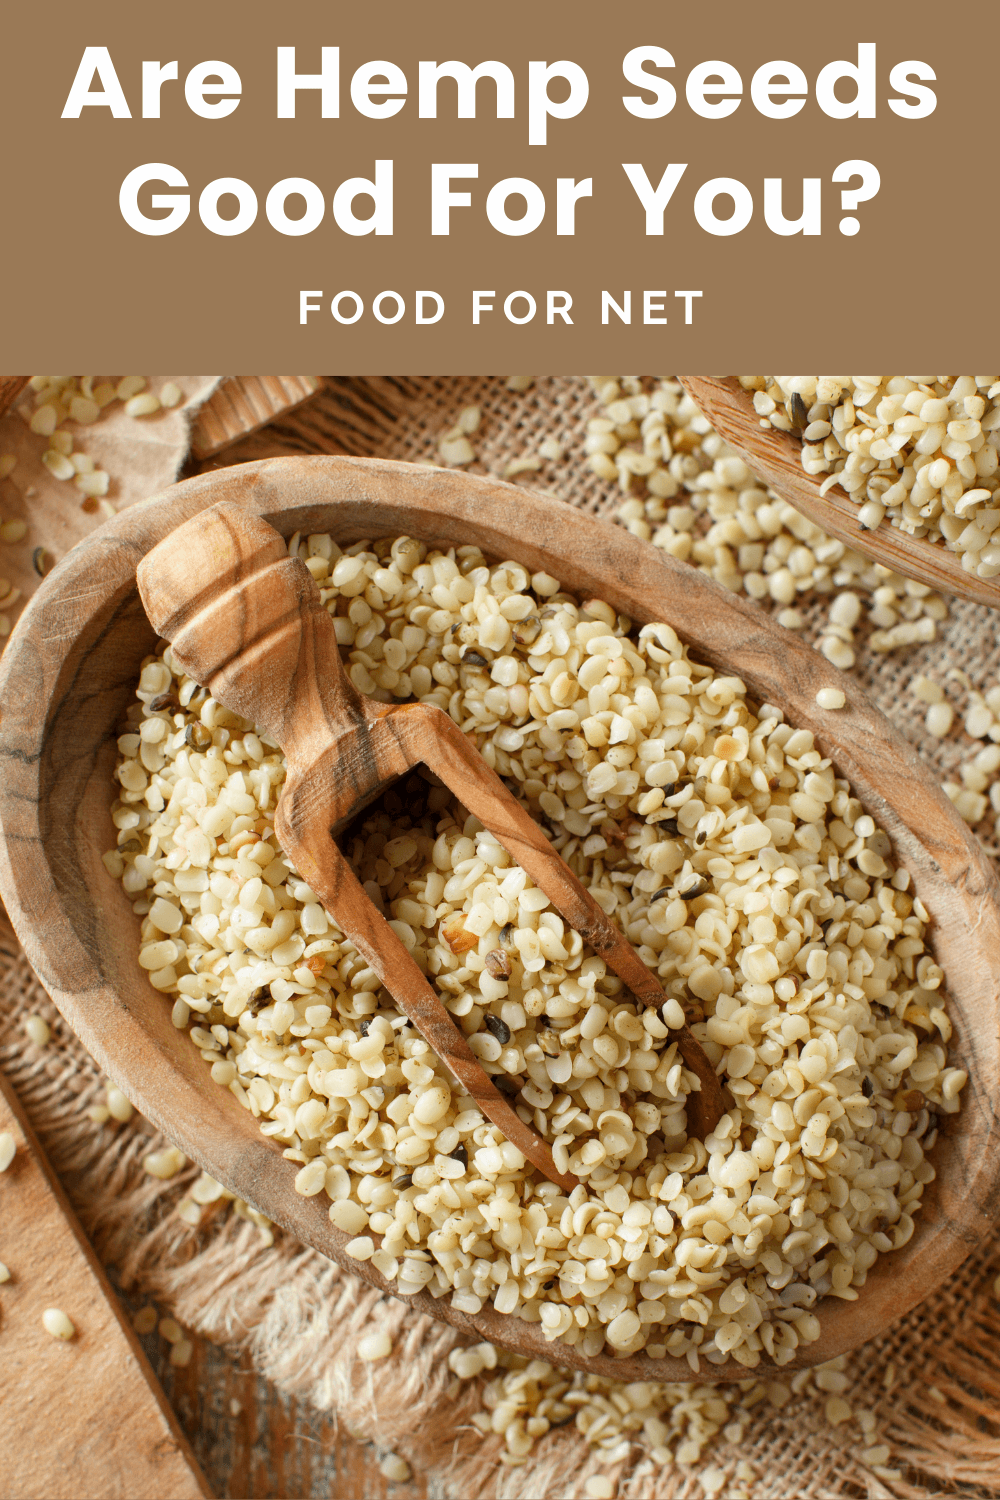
[4,0,997,368]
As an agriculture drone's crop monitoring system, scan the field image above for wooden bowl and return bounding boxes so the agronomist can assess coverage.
[1,456,997,1382]
[679,376,1000,611]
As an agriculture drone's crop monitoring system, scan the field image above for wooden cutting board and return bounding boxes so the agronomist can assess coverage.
[0,1067,212,1500]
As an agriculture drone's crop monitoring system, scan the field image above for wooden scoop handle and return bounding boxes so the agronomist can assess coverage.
[138,501,365,757]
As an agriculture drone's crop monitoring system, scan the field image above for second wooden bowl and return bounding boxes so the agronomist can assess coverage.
[0,456,997,1382]
[680,375,1000,611]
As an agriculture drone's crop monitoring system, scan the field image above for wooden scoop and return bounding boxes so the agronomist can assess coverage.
[136,502,726,1190]
[680,376,1000,610]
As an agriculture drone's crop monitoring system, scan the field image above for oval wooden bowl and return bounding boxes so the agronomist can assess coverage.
[680,376,1000,611]
[1,456,998,1383]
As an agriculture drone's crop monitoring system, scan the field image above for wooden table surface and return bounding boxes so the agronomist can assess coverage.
[119,1282,436,1500]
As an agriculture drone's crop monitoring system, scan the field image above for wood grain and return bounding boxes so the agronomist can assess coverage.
[190,378,323,461]
[679,376,1000,610]
[0,456,998,1384]
[0,376,29,418]
[127,1314,427,1500]
[0,1071,211,1500]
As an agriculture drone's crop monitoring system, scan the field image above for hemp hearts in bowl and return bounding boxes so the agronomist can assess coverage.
[105,530,965,1369]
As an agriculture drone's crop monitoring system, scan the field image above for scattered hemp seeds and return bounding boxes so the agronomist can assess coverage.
[585,1478,616,1499]
[438,406,481,467]
[925,702,954,739]
[143,1146,187,1179]
[105,1085,134,1122]
[0,1132,16,1172]
[0,1262,11,1283]
[824,1394,852,1425]
[42,1307,76,1341]
[133,1305,158,1335]
[0,376,194,655]
[24,1014,51,1047]
[17,376,173,508]
[124,393,162,419]
[107,530,964,1368]
[379,1453,412,1482]
[446,1341,888,1478]
[170,1338,194,1367]
[358,1331,394,1361]
[815,689,846,710]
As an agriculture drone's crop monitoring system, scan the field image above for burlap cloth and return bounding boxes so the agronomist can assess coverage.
[2,376,999,1499]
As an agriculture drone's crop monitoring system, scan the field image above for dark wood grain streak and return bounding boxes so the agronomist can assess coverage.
[118,1295,427,1500]
[679,376,1000,610]
[0,456,997,1385]
[0,376,29,418]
